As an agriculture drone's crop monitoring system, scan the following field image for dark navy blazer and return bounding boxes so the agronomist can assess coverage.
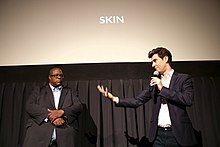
[116,72,197,146]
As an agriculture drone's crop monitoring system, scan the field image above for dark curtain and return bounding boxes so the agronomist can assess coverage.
[0,77,219,147]
[0,62,220,147]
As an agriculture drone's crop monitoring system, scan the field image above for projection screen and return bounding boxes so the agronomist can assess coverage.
[0,0,220,66]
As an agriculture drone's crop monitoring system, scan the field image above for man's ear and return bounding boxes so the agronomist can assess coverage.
[163,56,169,63]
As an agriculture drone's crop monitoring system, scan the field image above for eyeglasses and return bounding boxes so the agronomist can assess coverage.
[50,74,64,78]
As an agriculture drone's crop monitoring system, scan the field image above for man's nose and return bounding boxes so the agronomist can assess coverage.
[57,75,62,79]
[152,62,155,67]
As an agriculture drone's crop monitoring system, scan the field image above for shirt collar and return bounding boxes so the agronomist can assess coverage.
[49,83,63,91]
[161,69,174,79]
[168,69,174,78]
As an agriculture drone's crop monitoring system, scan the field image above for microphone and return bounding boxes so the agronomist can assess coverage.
[153,71,159,77]
[152,71,159,103]
[151,70,159,92]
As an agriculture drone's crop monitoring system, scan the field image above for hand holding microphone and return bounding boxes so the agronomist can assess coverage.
[150,71,163,91]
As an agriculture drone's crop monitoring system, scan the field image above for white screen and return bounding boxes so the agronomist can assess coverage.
[0,0,220,66]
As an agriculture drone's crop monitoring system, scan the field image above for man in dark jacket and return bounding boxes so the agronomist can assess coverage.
[97,47,197,146]
[23,67,83,147]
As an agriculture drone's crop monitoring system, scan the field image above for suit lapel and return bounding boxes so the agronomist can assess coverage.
[58,87,68,109]
[45,85,56,109]
[169,72,178,90]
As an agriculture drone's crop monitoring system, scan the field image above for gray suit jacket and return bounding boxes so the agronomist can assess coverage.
[23,84,83,147]
[116,72,197,146]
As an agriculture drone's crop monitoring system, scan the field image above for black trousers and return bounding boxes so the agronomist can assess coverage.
[48,140,58,147]
[153,127,180,147]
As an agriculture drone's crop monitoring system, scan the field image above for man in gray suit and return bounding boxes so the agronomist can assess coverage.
[23,67,83,147]
[97,47,197,146]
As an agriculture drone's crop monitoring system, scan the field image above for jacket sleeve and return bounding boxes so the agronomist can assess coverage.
[116,85,152,108]
[25,86,48,125]
[159,74,194,106]
[62,89,83,124]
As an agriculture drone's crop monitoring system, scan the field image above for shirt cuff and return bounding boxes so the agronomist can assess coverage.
[113,97,119,103]
[44,118,48,122]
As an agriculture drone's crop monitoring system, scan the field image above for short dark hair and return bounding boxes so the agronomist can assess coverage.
[148,47,172,64]
[49,67,62,75]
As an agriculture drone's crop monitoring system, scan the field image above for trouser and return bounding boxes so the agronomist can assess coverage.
[153,127,180,147]
[48,140,58,147]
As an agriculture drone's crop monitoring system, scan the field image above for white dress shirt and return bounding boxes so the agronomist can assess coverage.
[157,69,174,127]
[49,84,62,141]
